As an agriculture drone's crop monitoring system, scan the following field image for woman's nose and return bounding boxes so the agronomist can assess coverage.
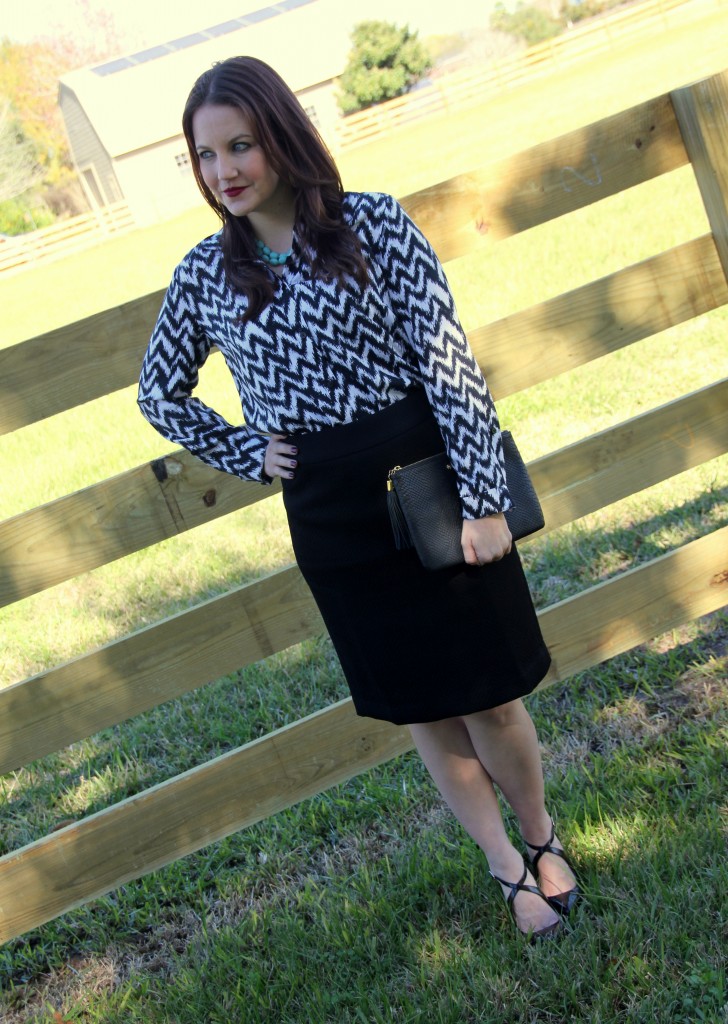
[217,157,237,182]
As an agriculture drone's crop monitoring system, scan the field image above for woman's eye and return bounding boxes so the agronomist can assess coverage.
[198,150,213,160]
[233,142,250,152]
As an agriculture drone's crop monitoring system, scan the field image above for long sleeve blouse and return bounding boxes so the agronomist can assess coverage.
[138,191,511,520]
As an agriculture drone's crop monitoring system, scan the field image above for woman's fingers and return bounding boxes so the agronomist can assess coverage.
[461,514,512,565]
[264,435,298,479]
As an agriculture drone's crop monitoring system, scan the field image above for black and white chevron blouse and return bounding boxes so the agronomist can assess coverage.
[138,191,511,519]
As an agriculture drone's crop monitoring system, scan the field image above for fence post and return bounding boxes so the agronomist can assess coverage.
[672,70,728,281]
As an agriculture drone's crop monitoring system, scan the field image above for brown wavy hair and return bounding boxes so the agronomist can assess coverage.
[182,56,369,321]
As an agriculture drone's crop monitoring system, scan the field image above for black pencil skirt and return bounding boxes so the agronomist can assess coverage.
[281,389,550,725]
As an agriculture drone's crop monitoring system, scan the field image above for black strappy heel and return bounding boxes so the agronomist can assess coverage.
[523,819,581,916]
[490,863,561,942]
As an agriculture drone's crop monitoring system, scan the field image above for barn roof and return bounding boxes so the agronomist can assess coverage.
[59,0,350,157]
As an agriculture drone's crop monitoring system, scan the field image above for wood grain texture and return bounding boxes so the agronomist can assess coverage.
[672,70,728,281]
[539,525,728,683]
[0,453,280,608]
[3,236,724,608]
[1,526,725,944]
[0,566,323,775]
[0,290,165,435]
[469,234,728,397]
[0,700,413,944]
[528,379,728,532]
[400,92,688,262]
[1,380,725,772]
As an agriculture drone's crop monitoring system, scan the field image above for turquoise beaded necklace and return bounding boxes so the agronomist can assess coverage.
[255,238,292,266]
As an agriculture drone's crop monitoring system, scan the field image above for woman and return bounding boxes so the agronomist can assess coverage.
[138,56,579,940]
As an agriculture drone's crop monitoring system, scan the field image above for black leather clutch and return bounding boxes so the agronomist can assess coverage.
[386,431,544,570]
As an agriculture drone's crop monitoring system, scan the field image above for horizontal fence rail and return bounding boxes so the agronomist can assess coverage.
[467,234,728,396]
[0,378,725,772]
[0,526,725,943]
[1,67,727,944]
[1,370,725,613]
[2,233,724,606]
[402,92,689,262]
[1,231,726,608]
[0,290,165,435]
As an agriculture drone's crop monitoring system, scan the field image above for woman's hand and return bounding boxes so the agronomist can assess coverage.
[264,435,298,480]
[461,513,512,566]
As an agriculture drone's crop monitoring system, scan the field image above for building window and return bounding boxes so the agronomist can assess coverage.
[175,152,193,176]
[304,105,320,130]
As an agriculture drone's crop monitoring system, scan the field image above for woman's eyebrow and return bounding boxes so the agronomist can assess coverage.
[195,133,254,149]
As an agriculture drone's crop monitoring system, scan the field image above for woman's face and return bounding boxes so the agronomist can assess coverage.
[192,103,291,221]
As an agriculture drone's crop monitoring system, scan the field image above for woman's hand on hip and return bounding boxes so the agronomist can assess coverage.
[264,435,298,480]
[461,513,512,566]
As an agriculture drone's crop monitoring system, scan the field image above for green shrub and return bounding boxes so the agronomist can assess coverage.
[563,0,608,24]
[338,21,432,115]
[0,195,54,235]
[491,2,563,46]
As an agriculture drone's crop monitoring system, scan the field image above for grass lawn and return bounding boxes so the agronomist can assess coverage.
[1,8,727,1022]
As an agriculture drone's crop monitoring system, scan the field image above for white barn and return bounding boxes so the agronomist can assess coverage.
[59,0,351,224]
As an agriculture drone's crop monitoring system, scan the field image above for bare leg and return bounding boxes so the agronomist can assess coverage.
[409,716,560,935]
[461,699,578,899]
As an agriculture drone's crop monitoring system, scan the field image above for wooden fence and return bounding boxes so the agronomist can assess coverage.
[1,69,727,944]
[335,0,700,149]
[0,201,135,275]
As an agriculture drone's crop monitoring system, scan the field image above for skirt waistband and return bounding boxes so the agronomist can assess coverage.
[287,389,434,464]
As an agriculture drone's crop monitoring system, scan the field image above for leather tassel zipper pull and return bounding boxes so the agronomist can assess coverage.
[387,468,412,550]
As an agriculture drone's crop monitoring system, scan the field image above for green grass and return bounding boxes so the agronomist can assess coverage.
[1,617,725,1022]
[2,17,728,1022]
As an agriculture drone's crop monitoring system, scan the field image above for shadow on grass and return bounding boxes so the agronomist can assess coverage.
[1,479,725,803]
[522,484,728,609]
[0,636,350,852]
[0,480,725,1020]
[0,606,725,1020]
[2,482,724,845]
[2,628,725,1023]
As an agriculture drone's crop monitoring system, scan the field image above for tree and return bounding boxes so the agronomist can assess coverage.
[0,40,72,186]
[0,1,136,226]
[490,3,563,45]
[0,99,44,203]
[338,21,432,116]
[0,98,55,235]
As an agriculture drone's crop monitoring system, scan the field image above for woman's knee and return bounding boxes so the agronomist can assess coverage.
[466,698,526,729]
[409,715,467,743]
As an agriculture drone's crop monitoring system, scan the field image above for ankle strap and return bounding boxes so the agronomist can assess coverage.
[523,818,556,870]
[490,865,544,908]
